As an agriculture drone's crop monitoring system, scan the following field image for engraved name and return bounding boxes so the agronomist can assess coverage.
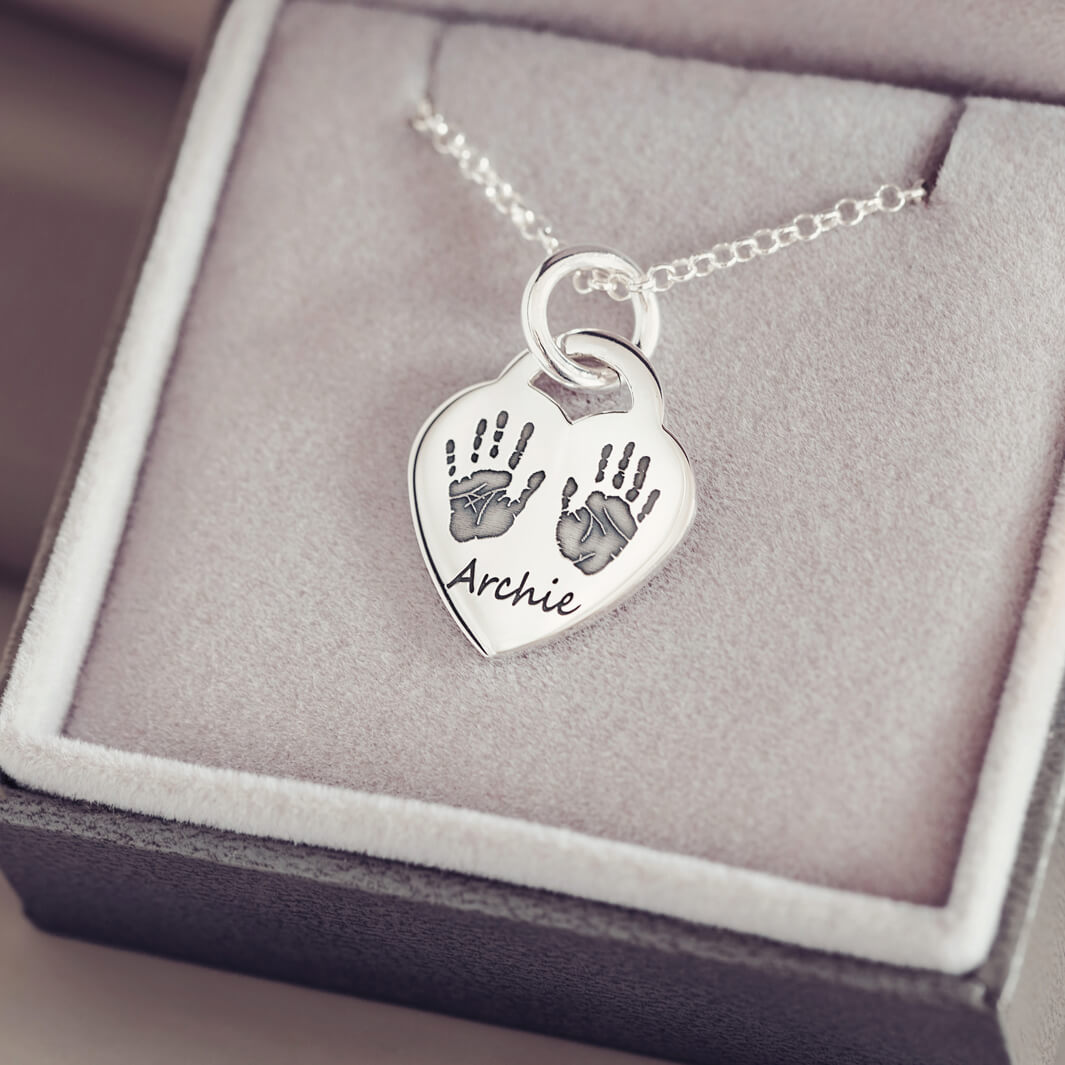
[446,558,581,616]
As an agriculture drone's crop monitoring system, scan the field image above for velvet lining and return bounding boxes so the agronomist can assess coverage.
[384,0,1065,103]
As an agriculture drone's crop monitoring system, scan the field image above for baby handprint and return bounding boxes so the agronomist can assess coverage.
[556,442,660,574]
[446,411,545,542]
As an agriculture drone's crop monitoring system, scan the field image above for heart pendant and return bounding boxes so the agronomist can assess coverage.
[409,329,696,657]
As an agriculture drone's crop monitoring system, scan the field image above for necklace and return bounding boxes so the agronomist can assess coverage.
[408,97,926,658]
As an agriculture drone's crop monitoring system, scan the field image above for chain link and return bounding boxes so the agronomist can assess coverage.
[412,97,926,301]
[412,98,560,257]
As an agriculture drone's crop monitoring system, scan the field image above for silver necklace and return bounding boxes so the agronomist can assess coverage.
[408,97,926,658]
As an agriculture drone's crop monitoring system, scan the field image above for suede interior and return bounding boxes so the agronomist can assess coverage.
[62,0,1065,907]
[387,0,1065,102]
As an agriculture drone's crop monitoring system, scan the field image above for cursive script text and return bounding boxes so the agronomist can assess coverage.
[447,558,580,616]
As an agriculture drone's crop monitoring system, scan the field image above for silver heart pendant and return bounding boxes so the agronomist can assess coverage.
[409,327,696,657]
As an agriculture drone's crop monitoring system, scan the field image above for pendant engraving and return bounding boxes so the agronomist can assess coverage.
[410,330,696,656]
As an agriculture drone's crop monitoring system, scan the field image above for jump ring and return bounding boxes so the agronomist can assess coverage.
[521,245,661,391]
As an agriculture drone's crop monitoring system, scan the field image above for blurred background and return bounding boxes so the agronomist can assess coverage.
[0,0,217,648]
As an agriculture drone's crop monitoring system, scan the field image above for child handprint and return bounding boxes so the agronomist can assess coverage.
[446,411,545,542]
[556,442,660,574]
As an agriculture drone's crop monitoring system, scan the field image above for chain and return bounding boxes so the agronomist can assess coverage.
[412,97,561,257]
[411,97,926,302]
[576,181,926,301]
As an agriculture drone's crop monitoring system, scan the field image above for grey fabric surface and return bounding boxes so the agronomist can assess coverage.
[0,788,1015,1065]
[381,0,1065,102]
[63,0,1065,908]
[0,860,655,1065]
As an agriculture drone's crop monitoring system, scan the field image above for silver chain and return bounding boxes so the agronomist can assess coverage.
[412,98,561,257]
[411,97,926,302]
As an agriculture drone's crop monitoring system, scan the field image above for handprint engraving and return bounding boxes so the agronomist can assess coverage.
[556,442,660,574]
[447,411,546,542]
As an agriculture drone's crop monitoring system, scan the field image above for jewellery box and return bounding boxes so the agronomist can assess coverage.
[4,2,1065,1062]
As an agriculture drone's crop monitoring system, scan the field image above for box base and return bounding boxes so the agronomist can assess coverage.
[0,783,1012,1065]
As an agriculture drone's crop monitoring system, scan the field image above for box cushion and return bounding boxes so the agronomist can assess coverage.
[56,0,1065,912]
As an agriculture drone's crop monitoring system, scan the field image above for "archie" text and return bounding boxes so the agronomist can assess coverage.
[446,558,580,616]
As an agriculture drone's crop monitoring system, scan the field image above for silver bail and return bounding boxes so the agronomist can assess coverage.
[520,245,661,391]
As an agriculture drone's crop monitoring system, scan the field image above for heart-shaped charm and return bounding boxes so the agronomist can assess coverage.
[410,329,696,657]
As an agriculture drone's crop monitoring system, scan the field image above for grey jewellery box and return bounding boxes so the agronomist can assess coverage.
[4,2,1065,1063]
